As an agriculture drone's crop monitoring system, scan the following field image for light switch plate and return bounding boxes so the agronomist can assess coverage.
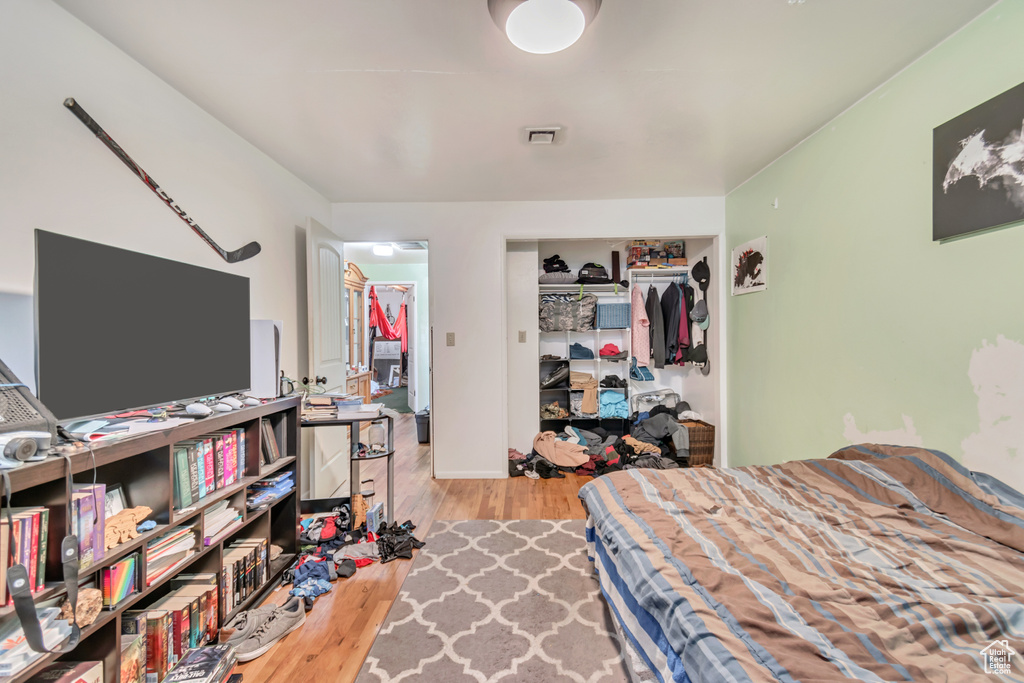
[446,332,455,347]
[518,330,527,343]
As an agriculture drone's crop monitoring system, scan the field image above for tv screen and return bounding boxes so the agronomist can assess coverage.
[35,230,251,422]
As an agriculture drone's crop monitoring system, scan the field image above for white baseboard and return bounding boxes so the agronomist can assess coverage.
[432,469,506,479]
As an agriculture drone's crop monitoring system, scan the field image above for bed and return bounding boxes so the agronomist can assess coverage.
[578,444,1024,682]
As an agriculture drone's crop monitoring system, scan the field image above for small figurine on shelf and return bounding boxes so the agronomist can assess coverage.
[104,506,153,550]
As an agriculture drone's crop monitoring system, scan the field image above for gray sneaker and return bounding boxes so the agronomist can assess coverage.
[233,596,306,662]
[219,603,279,646]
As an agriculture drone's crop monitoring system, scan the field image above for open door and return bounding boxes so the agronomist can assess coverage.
[405,286,417,412]
[306,217,350,498]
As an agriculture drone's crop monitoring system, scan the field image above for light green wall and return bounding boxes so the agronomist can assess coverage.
[726,1,1024,473]
[357,262,430,412]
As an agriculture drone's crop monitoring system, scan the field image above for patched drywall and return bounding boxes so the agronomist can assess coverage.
[962,335,1024,490]
[843,414,924,448]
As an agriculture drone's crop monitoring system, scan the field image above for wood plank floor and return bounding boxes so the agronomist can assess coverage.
[237,414,589,682]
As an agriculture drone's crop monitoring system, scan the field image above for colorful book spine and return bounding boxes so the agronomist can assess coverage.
[74,484,106,565]
[75,492,95,571]
[194,443,207,499]
[202,440,215,494]
[36,508,49,591]
[173,448,192,509]
[233,427,246,478]
[186,445,200,504]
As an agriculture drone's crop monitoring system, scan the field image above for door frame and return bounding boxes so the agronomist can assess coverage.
[363,280,423,413]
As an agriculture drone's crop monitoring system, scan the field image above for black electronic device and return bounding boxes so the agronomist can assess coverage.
[35,230,251,422]
[0,356,58,442]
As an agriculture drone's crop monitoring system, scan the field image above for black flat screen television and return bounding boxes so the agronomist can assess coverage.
[35,230,251,422]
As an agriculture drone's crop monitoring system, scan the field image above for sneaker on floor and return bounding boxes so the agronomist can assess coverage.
[524,469,540,480]
[233,597,306,662]
[219,603,280,646]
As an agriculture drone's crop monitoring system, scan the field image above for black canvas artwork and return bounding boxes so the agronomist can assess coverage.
[933,80,1024,241]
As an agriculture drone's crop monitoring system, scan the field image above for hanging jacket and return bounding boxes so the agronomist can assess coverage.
[646,285,665,369]
[681,283,695,362]
[631,285,651,367]
[661,283,682,365]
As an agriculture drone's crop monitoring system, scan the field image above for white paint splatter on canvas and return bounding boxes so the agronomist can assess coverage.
[842,413,923,447]
[943,122,1024,210]
[962,335,1024,491]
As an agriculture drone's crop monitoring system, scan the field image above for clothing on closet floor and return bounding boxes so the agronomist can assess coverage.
[631,285,651,366]
[569,370,599,414]
[645,285,666,369]
[661,282,683,365]
[626,454,680,470]
[631,413,690,457]
[532,431,589,467]
[622,435,662,455]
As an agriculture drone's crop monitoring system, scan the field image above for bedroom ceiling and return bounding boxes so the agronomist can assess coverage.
[52,0,996,203]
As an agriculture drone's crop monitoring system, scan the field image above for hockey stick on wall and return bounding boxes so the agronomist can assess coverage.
[63,98,261,264]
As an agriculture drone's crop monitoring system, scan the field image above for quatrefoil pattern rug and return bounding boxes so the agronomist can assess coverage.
[357,519,630,683]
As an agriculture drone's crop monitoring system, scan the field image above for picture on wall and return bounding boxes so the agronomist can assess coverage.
[732,236,767,296]
[933,79,1024,241]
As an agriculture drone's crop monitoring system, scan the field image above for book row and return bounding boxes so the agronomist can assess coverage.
[172,429,247,511]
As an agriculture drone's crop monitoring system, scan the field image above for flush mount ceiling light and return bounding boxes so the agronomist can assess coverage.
[488,0,601,54]
[372,244,394,257]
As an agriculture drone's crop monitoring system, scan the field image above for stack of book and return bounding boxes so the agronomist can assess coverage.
[164,644,236,683]
[173,428,247,512]
[202,501,242,546]
[146,527,197,587]
[260,418,282,466]
[300,395,338,421]
[222,538,268,615]
[246,471,295,510]
[101,552,139,608]
[1,505,50,603]
[25,660,103,683]
[0,607,72,676]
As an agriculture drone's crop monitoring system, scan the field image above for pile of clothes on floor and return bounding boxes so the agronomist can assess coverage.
[511,403,698,478]
[279,504,424,610]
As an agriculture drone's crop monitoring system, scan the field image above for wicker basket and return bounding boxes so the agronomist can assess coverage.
[596,303,630,329]
[680,420,715,466]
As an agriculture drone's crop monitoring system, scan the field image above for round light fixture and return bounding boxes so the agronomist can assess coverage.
[372,244,394,257]
[489,0,600,55]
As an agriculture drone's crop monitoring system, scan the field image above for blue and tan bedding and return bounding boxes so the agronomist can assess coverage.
[579,444,1024,682]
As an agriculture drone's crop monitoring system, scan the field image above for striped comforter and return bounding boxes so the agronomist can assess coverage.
[579,444,1024,682]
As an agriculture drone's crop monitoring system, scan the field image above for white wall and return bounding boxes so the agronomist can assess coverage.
[331,198,725,478]
[506,242,540,454]
[0,0,330,391]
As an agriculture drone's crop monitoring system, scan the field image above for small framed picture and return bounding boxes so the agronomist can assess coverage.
[105,484,128,518]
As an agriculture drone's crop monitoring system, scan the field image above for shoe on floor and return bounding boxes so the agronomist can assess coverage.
[233,596,306,662]
[219,603,280,646]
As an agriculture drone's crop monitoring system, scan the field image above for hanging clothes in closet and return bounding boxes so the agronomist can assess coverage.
[646,285,666,369]
[631,285,650,367]
[661,282,682,365]
[681,282,695,363]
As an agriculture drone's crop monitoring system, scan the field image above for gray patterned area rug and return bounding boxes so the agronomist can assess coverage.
[356,519,631,683]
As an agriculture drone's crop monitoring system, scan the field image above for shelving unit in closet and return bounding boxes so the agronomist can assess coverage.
[538,282,632,435]
[0,397,301,683]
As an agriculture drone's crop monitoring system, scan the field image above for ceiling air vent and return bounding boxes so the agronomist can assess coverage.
[525,126,562,145]
[394,241,427,250]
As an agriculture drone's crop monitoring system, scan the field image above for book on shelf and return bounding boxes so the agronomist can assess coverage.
[170,573,219,643]
[221,538,267,614]
[163,644,236,683]
[0,607,72,677]
[201,501,241,546]
[120,632,146,683]
[175,430,250,512]
[4,505,50,601]
[73,483,106,566]
[246,471,294,510]
[24,660,103,683]
[101,552,139,608]
[123,609,173,683]
[146,527,197,587]
[260,419,281,465]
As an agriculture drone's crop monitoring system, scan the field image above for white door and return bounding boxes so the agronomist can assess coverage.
[406,286,417,412]
[306,217,349,498]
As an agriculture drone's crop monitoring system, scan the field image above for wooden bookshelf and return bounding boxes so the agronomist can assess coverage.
[0,397,301,683]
